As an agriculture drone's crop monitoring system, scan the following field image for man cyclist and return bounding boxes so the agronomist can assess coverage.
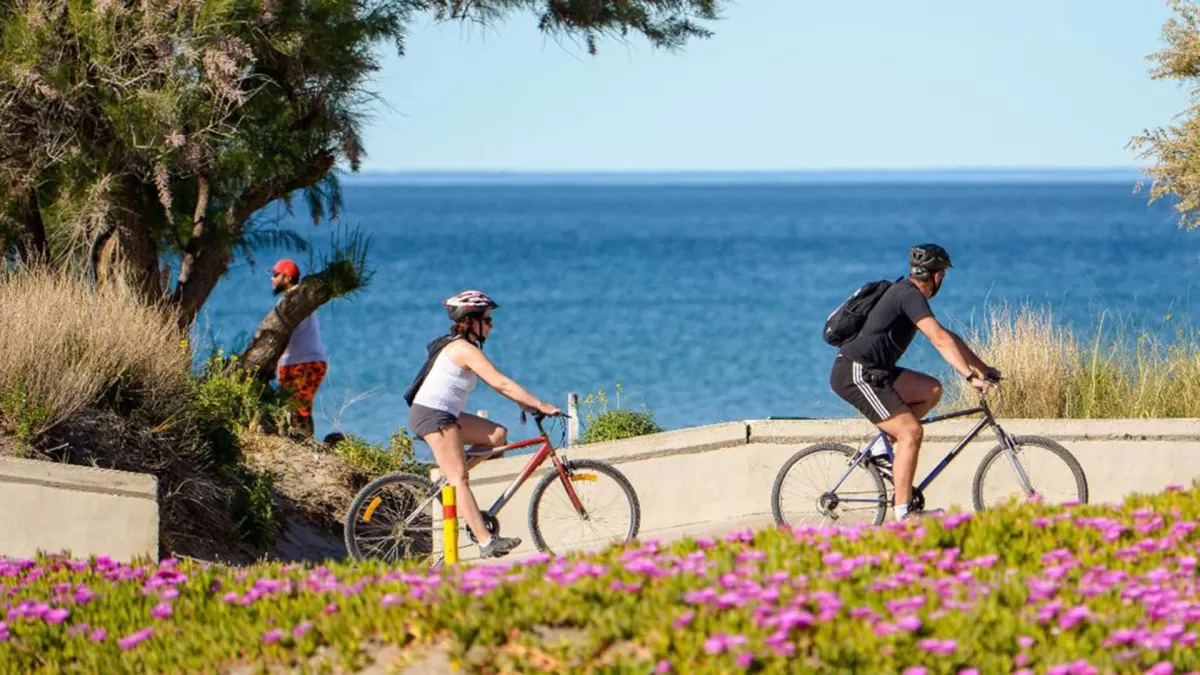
[829,243,1000,520]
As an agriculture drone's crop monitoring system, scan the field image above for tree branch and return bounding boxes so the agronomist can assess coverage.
[237,262,350,383]
[172,149,337,329]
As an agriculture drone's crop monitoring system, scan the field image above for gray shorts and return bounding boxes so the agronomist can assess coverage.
[409,403,459,439]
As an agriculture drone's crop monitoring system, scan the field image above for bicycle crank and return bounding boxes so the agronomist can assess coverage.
[465,512,501,544]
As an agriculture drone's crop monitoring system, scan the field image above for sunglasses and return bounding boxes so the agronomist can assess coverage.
[481,316,493,326]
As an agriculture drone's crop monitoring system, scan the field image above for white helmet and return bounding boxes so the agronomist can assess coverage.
[444,290,498,321]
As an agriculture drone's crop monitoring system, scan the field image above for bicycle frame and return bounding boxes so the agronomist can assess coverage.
[825,394,1033,505]
[400,416,586,531]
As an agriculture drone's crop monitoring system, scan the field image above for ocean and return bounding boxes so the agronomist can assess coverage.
[197,176,1199,458]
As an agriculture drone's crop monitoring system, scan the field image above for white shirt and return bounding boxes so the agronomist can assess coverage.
[278,296,327,366]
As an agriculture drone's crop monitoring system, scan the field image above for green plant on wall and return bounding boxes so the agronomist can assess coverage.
[580,383,662,445]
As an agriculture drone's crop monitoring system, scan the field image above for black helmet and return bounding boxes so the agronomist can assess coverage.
[910,243,952,279]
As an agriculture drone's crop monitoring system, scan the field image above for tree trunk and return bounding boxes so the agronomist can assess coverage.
[14,188,49,267]
[238,263,347,383]
[93,176,163,304]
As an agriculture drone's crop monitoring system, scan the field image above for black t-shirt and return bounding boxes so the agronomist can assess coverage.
[838,278,934,370]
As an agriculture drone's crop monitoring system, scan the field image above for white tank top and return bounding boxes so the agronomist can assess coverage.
[412,348,477,416]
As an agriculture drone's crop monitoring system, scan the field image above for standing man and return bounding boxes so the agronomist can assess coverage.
[829,244,999,520]
[270,258,328,439]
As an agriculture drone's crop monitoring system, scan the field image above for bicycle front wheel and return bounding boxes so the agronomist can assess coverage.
[971,435,1089,512]
[771,442,888,528]
[528,459,641,556]
[344,472,439,564]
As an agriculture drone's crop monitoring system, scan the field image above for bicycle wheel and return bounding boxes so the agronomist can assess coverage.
[971,435,1088,512]
[344,472,439,563]
[528,459,641,556]
[771,442,888,528]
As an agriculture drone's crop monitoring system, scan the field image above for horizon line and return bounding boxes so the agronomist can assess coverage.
[341,166,1151,185]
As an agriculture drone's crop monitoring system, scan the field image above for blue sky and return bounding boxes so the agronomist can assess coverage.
[361,1,1191,172]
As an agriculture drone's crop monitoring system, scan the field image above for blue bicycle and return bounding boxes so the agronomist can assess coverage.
[770,383,1088,527]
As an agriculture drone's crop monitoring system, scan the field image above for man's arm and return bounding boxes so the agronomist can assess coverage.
[947,330,988,373]
[915,316,977,379]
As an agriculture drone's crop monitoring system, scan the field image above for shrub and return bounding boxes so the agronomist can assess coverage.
[230,465,279,547]
[0,271,192,439]
[580,383,662,444]
[945,302,1200,418]
[332,427,431,478]
[191,352,289,468]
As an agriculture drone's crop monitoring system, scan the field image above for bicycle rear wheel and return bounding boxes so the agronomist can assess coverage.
[344,473,439,564]
[771,442,888,528]
[971,435,1088,511]
[527,459,641,556]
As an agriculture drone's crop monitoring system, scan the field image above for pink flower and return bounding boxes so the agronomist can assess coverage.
[903,668,927,675]
[1145,664,1173,675]
[292,621,313,638]
[89,628,106,642]
[118,627,154,650]
[672,611,695,629]
[1018,635,1035,649]
[150,603,172,619]
[897,615,922,632]
[735,651,754,668]
[654,661,671,674]
[263,628,283,644]
[45,608,69,624]
[704,633,748,655]
[918,639,956,656]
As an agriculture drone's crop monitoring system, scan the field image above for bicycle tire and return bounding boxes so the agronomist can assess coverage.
[770,442,888,528]
[527,459,641,556]
[971,435,1089,512]
[344,472,439,563]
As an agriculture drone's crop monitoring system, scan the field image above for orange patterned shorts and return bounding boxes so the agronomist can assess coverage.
[277,360,328,417]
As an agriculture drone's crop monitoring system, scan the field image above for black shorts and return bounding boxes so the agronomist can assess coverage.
[829,355,908,424]
[408,404,459,439]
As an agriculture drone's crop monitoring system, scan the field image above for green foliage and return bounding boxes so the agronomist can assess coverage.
[192,352,285,468]
[229,465,279,547]
[580,383,662,444]
[0,0,723,320]
[0,378,52,442]
[332,427,431,478]
[1133,0,1200,229]
[4,484,1200,671]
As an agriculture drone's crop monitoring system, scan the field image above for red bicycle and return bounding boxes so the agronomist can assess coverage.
[343,411,642,564]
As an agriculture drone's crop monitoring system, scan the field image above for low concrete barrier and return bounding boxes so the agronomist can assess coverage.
[436,417,1200,562]
[0,456,159,563]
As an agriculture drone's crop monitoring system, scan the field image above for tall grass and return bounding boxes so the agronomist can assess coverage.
[946,302,1200,418]
[0,271,193,438]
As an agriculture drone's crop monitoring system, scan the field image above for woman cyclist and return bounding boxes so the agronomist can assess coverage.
[406,290,562,559]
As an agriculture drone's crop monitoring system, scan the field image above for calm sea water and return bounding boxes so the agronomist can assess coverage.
[196,180,1200,457]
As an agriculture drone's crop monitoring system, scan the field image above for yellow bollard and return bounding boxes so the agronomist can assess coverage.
[442,485,457,566]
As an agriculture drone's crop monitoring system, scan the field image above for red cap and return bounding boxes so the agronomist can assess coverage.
[270,259,300,279]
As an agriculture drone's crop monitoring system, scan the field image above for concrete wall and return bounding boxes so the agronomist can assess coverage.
[0,456,158,563]
[436,417,1200,562]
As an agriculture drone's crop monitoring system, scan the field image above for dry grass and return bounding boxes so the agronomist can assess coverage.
[946,302,1200,418]
[0,270,192,438]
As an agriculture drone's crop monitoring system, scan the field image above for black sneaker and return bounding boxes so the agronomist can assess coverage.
[479,536,521,558]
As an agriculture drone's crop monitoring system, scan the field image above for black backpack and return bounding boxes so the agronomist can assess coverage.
[822,278,899,347]
[403,334,462,407]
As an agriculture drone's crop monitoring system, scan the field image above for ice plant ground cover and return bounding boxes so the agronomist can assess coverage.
[6,488,1200,673]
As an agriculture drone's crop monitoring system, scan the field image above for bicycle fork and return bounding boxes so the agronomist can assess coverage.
[992,424,1037,496]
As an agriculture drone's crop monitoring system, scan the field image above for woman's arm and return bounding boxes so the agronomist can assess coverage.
[453,343,560,415]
